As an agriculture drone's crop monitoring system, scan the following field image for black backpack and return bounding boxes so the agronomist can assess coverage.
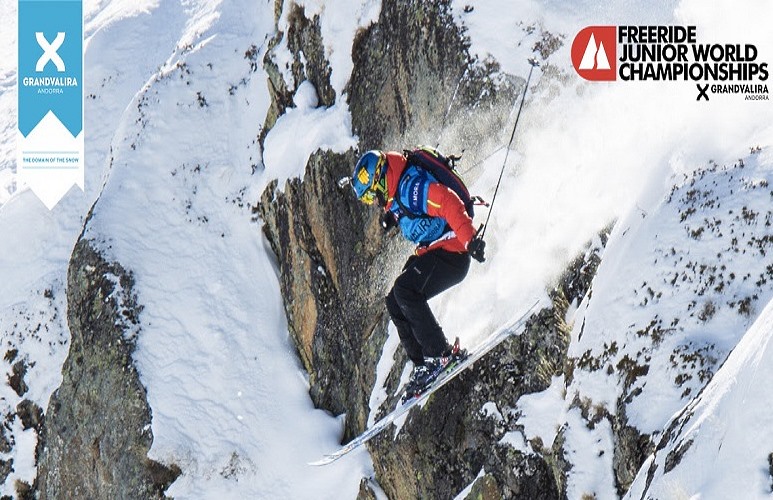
[396,146,476,219]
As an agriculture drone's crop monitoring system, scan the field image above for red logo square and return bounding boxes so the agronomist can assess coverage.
[572,26,617,81]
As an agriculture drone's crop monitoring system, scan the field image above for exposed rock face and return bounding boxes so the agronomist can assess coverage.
[348,1,520,153]
[365,244,606,499]
[257,0,593,497]
[285,4,336,107]
[34,240,179,499]
[258,0,522,443]
[347,0,470,146]
[259,150,399,440]
[262,2,336,141]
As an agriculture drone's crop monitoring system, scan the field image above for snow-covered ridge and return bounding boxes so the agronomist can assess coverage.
[628,294,773,499]
[520,147,773,498]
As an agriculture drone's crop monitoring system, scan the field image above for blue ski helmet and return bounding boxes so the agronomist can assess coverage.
[352,150,387,205]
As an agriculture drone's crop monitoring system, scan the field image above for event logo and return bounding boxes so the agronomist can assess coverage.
[35,32,66,72]
[571,26,616,81]
[570,25,769,102]
[17,0,83,210]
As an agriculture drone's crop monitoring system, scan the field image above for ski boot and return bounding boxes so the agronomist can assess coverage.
[401,338,467,404]
[402,361,441,403]
[439,337,468,369]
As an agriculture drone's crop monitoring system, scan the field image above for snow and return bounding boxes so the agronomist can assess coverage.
[540,148,773,497]
[452,0,680,78]
[480,401,504,424]
[367,322,402,427]
[563,406,618,499]
[626,296,773,499]
[453,467,487,500]
[287,0,380,95]
[262,80,357,190]
[1,0,772,498]
[0,1,17,206]
[516,375,566,448]
[499,429,530,454]
[0,257,70,492]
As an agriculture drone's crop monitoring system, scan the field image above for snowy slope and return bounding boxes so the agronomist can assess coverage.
[0,0,191,492]
[627,294,773,499]
[552,148,773,498]
[75,0,373,497]
[0,2,17,205]
[1,0,372,497]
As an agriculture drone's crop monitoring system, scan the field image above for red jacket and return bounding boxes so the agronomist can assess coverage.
[383,152,476,255]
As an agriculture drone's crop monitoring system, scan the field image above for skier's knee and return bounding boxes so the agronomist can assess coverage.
[386,288,405,318]
[385,290,397,313]
[392,280,420,308]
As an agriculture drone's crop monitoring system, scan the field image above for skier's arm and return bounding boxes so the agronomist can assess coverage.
[425,183,476,246]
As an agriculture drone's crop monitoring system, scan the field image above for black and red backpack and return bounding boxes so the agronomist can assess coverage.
[396,146,476,219]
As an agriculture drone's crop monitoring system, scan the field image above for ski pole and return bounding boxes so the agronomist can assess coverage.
[436,66,469,149]
[338,65,469,190]
[479,57,540,241]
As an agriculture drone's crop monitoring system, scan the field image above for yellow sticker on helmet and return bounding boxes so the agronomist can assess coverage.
[357,167,370,186]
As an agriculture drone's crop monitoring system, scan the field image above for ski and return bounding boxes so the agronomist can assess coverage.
[309,299,542,466]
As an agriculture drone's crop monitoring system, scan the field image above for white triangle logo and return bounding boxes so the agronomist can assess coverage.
[579,33,611,71]
[596,42,611,70]
[579,34,597,70]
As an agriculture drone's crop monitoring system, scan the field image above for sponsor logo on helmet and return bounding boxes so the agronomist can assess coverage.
[357,167,370,186]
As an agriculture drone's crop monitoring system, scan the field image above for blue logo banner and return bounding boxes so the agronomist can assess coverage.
[18,0,83,138]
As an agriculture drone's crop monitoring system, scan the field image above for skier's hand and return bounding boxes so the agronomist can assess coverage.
[467,237,486,263]
[381,211,398,231]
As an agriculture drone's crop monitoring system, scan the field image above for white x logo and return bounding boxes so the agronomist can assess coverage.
[35,32,66,72]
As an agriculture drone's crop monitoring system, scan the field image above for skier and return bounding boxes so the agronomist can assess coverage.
[351,149,486,397]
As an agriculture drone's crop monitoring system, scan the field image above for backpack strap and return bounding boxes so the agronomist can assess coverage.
[405,147,475,218]
[393,166,429,220]
[394,197,423,219]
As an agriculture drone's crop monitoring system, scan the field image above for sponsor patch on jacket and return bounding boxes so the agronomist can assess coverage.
[408,177,425,213]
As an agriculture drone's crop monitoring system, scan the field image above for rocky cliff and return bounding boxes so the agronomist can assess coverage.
[258,0,523,443]
[34,240,179,499]
[257,0,582,497]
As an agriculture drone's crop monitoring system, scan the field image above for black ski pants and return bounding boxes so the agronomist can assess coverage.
[385,249,471,365]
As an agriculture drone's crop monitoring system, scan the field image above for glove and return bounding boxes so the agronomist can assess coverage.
[467,237,486,263]
[381,211,398,231]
